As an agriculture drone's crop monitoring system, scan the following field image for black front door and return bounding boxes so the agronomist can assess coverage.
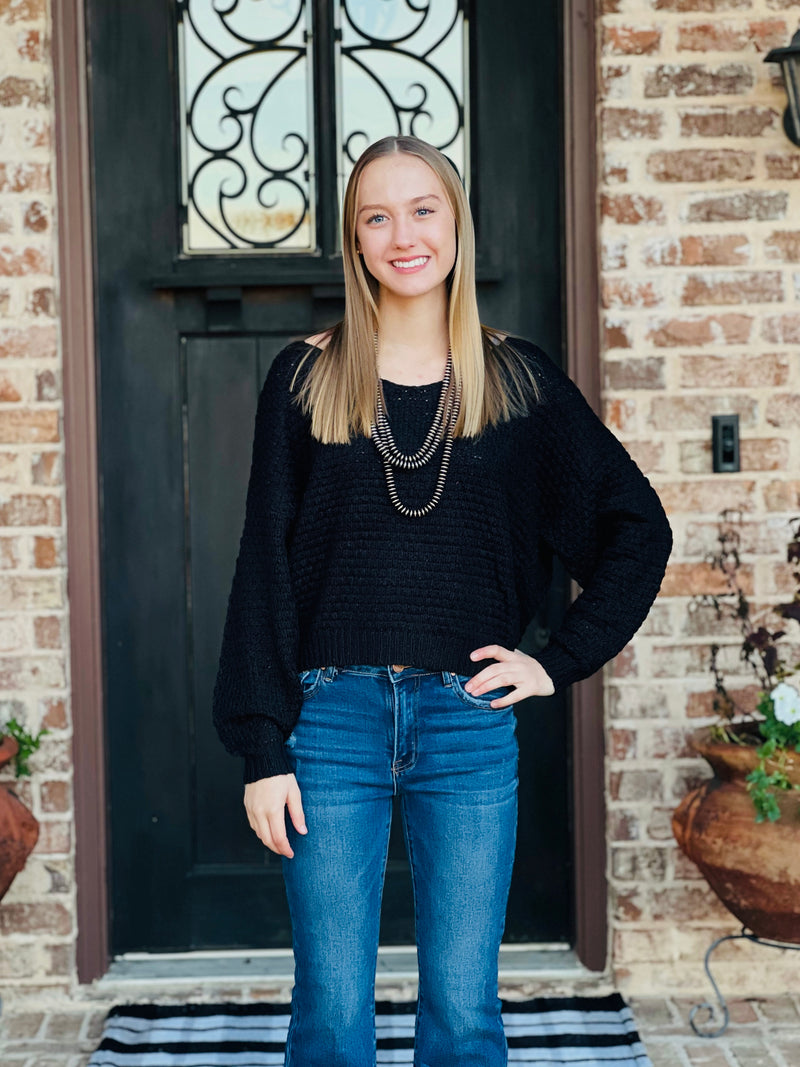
[88,0,571,954]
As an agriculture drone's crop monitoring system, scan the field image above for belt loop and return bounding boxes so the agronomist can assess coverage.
[441,670,452,687]
[323,666,337,683]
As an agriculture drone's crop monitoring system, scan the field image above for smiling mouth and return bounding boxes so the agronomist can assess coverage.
[391,256,430,270]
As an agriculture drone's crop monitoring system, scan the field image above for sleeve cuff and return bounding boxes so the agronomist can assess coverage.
[243,745,292,784]
[534,642,593,694]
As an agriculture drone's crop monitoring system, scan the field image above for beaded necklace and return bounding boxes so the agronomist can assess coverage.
[370,332,462,518]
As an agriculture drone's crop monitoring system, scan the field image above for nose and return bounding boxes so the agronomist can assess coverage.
[391,216,414,248]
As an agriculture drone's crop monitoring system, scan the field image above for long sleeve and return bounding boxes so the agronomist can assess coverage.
[527,349,673,691]
[212,347,311,783]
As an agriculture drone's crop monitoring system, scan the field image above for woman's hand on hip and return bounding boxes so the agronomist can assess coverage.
[244,774,307,859]
[466,644,555,706]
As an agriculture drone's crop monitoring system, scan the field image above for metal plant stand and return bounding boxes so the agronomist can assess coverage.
[690,927,800,1037]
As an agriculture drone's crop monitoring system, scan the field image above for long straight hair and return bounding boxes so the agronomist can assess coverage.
[293,135,538,443]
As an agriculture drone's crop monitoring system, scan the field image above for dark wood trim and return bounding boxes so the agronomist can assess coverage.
[52,0,109,983]
[54,0,605,981]
[562,0,608,972]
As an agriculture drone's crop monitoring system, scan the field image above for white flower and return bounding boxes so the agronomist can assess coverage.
[770,682,800,726]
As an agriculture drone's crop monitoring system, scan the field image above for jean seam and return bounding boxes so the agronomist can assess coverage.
[401,794,426,1067]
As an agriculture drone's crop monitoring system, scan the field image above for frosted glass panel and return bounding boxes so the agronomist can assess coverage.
[177,0,316,254]
[337,0,469,201]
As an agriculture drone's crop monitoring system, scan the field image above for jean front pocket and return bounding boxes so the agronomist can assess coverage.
[298,667,323,699]
[449,672,514,710]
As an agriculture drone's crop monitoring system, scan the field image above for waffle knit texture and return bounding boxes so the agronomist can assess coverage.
[212,336,673,783]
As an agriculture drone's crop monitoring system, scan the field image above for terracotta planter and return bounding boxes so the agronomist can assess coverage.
[0,735,39,901]
[672,724,800,944]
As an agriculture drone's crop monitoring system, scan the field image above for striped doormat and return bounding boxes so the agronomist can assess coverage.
[88,994,652,1065]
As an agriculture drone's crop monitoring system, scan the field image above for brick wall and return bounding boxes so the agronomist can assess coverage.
[0,0,73,1000]
[600,0,800,995]
[1,0,799,1008]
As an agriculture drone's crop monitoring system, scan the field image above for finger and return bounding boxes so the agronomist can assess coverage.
[470,644,514,663]
[286,785,307,836]
[265,811,294,859]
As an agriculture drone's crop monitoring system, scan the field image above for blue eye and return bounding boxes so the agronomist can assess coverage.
[416,206,434,216]
[366,213,386,224]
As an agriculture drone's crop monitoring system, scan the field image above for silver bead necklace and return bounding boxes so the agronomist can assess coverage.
[370,331,462,518]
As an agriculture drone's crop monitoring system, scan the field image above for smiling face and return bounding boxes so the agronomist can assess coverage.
[354,152,457,303]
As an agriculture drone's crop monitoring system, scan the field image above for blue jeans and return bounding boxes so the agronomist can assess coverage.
[281,664,519,1067]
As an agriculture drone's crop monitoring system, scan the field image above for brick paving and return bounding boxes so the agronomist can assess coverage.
[1,995,799,1066]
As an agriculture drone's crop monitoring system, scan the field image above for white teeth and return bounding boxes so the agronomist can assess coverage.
[392,256,428,269]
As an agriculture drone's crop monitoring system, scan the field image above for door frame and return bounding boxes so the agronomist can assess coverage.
[53,0,605,982]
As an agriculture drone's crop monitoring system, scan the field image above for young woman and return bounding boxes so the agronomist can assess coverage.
[213,135,672,1066]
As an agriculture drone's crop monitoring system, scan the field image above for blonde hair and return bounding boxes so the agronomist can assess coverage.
[292,135,538,443]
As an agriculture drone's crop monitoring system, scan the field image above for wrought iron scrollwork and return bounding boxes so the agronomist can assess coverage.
[338,0,468,187]
[177,0,315,253]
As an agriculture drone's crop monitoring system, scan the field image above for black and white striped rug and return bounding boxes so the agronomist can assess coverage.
[88,994,651,1065]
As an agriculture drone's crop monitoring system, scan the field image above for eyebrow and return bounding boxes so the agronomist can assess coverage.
[357,194,442,215]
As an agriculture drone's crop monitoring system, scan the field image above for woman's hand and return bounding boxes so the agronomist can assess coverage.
[466,644,555,707]
[244,773,307,859]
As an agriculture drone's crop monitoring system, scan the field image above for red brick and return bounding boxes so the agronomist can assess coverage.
[609,727,638,760]
[0,536,22,568]
[610,769,663,802]
[0,901,71,936]
[645,806,677,841]
[680,437,788,473]
[671,765,714,801]
[762,314,800,343]
[608,685,670,720]
[766,153,800,180]
[40,779,70,813]
[33,535,57,567]
[44,943,72,978]
[679,352,788,388]
[602,239,628,271]
[0,245,51,276]
[34,615,61,649]
[682,106,778,139]
[650,886,731,922]
[683,189,786,222]
[647,312,753,346]
[0,493,60,526]
[0,373,22,401]
[27,285,55,316]
[654,478,756,513]
[604,357,665,390]
[0,207,12,235]
[764,480,800,512]
[601,193,665,224]
[0,655,64,689]
[0,410,58,443]
[649,395,756,430]
[602,153,629,185]
[624,440,666,473]
[602,279,663,309]
[647,149,754,182]
[0,325,57,359]
[604,397,637,433]
[677,19,787,52]
[603,25,662,55]
[35,737,72,774]
[614,889,645,922]
[684,519,790,556]
[0,162,50,193]
[35,368,59,401]
[660,561,750,597]
[602,317,632,349]
[609,809,640,841]
[17,28,42,62]
[601,64,631,100]
[0,0,46,20]
[611,645,638,678]
[643,235,750,267]
[22,200,48,234]
[685,686,761,719]
[611,846,668,883]
[644,64,754,98]
[765,231,800,262]
[602,107,664,140]
[31,451,62,486]
[646,727,695,759]
[40,696,67,729]
[22,114,50,149]
[680,270,783,306]
[0,75,47,107]
[653,0,753,9]
[766,394,800,427]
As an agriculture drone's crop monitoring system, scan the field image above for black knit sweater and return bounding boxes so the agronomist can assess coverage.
[212,335,672,783]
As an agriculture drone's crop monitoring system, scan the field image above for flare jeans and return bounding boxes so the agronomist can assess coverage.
[281,664,519,1067]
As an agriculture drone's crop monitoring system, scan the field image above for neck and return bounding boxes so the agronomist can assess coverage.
[376,286,450,384]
